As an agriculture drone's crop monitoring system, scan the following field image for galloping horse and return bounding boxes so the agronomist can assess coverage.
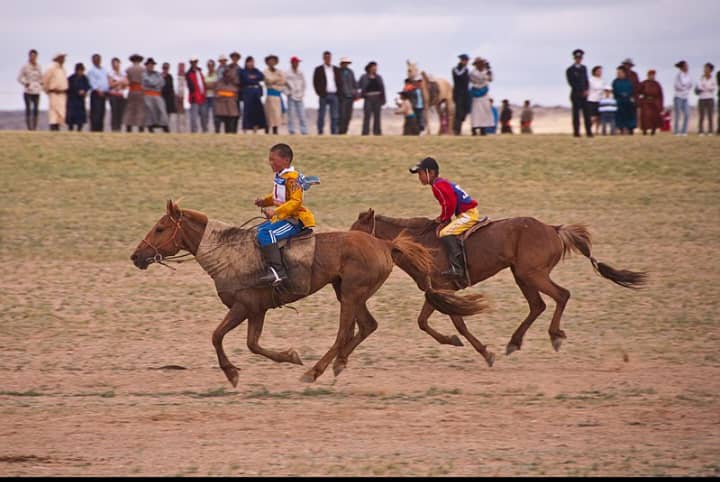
[351,209,647,365]
[407,60,455,135]
[130,200,488,386]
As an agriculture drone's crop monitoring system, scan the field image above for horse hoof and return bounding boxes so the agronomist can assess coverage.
[333,361,346,378]
[289,350,304,366]
[300,371,316,383]
[449,335,464,347]
[485,352,496,367]
[551,337,563,352]
[506,343,520,356]
[226,369,239,388]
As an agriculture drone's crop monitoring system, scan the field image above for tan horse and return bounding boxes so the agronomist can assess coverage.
[130,200,488,386]
[406,60,455,135]
[351,209,647,365]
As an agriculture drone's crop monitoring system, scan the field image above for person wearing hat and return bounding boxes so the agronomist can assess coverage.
[696,62,717,135]
[41,52,68,131]
[621,58,640,99]
[285,56,308,135]
[672,60,692,135]
[264,54,285,135]
[186,56,208,133]
[612,65,637,135]
[469,57,493,135]
[452,54,471,135]
[566,49,593,137]
[17,49,43,130]
[313,50,343,135]
[141,58,169,132]
[123,54,146,132]
[408,157,481,279]
[65,62,91,131]
[108,57,128,132]
[338,57,358,134]
[637,69,664,135]
[358,61,386,136]
[228,52,242,116]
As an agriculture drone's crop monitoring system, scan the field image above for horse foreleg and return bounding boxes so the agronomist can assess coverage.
[417,300,463,347]
[301,300,357,383]
[212,303,247,387]
[246,312,304,365]
[449,314,495,367]
[506,272,547,355]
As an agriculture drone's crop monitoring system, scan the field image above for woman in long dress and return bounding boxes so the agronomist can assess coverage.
[637,69,663,135]
[263,55,285,134]
[66,62,90,131]
[612,66,636,135]
[469,57,493,136]
[240,56,267,133]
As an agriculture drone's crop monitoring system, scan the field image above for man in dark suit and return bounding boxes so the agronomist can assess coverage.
[313,50,343,135]
[566,48,593,137]
[452,53,470,135]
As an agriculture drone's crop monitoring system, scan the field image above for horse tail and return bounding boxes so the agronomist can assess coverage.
[555,224,648,289]
[387,233,489,316]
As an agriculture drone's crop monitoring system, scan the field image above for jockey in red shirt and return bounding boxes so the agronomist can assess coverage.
[409,156,481,279]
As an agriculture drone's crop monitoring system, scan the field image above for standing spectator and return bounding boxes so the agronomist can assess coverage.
[637,69,664,136]
[696,62,717,136]
[175,62,187,133]
[205,59,218,133]
[87,54,109,132]
[285,56,308,135]
[213,64,239,134]
[108,57,127,132]
[264,54,285,135]
[500,99,513,134]
[452,53,471,135]
[186,56,208,133]
[520,100,533,134]
[469,57,493,136]
[566,48,593,137]
[411,77,425,132]
[228,52,242,117]
[673,60,692,136]
[612,65,637,135]
[395,90,419,135]
[621,58,640,135]
[588,66,604,135]
[313,50,342,135]
[717,67,720,134]
[123,54,146,132]
[358,61,386,136]
[42,52,68,131]
[598,87,617,135]
[17,48,43,131]
[338,57,358,134]
[142,58,168,133]
[490,98,499,134]
[66,62,90,131]
[161,62,177,132]
[240,56,267,133]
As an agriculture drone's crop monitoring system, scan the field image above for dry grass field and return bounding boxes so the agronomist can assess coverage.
[1,131,719,476]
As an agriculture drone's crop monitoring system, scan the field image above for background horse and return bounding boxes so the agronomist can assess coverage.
[406,60,455,135]
[130,200,488,386]
[351,209,647,366]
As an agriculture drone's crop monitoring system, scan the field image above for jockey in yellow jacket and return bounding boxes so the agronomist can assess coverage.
[254,143,316,286]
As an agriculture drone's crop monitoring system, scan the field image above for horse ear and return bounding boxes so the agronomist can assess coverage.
[368,208,374,216]
[166,199,180,219]
[166,199,174,214]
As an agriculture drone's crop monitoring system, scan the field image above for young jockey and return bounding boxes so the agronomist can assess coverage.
[254,143,316,286]
[409,156,480,279]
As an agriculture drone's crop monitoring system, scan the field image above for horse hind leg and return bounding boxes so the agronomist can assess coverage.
[246,312,304,366]
[333,301,378,377]
[417,300,464,347]
[506,271,547,356]
[528,273,570,352]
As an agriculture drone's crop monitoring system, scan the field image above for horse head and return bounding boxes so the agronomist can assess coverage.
[406,60,418,79]
[350,208,375,234]
[131,199,192,270]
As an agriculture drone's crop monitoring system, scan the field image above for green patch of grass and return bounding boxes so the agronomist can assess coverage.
[0,389,44,397]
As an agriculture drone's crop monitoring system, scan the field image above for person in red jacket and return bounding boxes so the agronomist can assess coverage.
[409,156,482,279]
[186,56,208,133]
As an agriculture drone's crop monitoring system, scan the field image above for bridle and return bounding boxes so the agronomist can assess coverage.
[139,212,192,269]
[369,211,377,238]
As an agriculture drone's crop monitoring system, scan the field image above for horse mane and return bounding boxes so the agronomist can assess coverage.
[376,214,436,236]
[216,226,251,244]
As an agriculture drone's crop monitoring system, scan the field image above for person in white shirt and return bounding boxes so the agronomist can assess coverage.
[696,62,717,135]
[285,56,308,135]
[673,60,693,135]
[587,65,604,135]
[17,48,43,130]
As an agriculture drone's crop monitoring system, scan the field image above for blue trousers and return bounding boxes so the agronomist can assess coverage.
[256,220,304,247]
[317,93,339,134]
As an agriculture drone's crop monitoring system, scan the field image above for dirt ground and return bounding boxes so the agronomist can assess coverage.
[1,133,718,476]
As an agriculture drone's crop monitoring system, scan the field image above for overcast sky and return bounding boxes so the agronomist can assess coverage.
[2,0,717,110]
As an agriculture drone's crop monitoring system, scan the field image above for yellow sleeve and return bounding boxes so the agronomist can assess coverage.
[272,178,302,221]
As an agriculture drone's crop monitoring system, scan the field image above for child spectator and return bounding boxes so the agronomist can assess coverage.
[500,99,513,134]
[520,100,533,134]
[598,86,617,135]
[395,91,420,135]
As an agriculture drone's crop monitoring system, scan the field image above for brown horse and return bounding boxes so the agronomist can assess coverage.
[407,60,455,135]
[130,200,488,386]
[351,209,647,365]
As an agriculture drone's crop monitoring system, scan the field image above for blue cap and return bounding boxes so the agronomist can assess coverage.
[458,53,469,61]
